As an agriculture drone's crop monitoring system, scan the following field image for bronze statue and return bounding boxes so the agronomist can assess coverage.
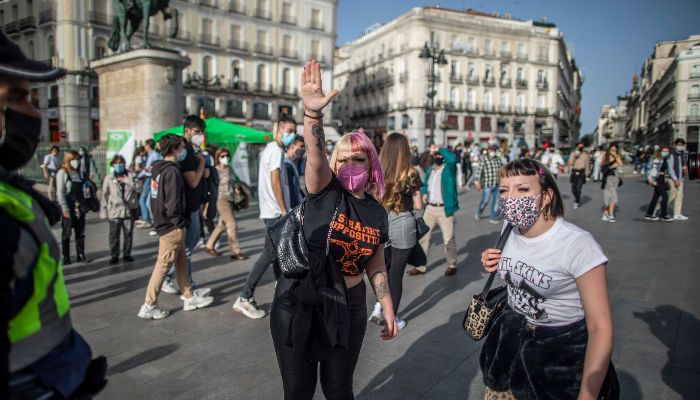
[109,0,179,52]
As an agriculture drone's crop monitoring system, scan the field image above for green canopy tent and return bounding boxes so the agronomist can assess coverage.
[153,117,273,145]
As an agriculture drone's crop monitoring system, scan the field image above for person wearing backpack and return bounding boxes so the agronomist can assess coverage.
[56,150,90,265]
[101,154,139,264]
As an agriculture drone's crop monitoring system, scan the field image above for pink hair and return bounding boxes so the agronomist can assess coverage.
[330,130,385,199]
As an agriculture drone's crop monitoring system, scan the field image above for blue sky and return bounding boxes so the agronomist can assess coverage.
[335,0,700,136]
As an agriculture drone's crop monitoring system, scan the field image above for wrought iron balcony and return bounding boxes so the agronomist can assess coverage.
[255,44,273,55]
[19,16,37,31]
[228,1,245,14]
[279,49,298,59]
[281,14,296,25]
[5,21,19,34]
[535,107,549,117]
[450,74,463,84]
[516,79,528,88]
[536,80,549,90]
[199,34,220,46]
[309,20,324,31]
[466,76,479,85]
[500,51,512,60]
[515,53,528,61]
[482,77,496,86]
[227,39,248,52]
[500,78,512,88]
[254,83,273,93]
[228,80,249,92]
[254,8,271,20]
[39,9,55,24]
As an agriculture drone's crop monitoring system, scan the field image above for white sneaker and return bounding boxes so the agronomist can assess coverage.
[137,303,170,320]
[149,230,158,237]
[601,214,609,221]
[368,302,382,324]
[180,287,212,301]
[396,317,407,330]
[161,280,179,294]
[183,294,214,311]
[474,212,481,221]
[197,239,206,249]
[573,202,579,209]
[674,215,689,221]
[233,296,265,319]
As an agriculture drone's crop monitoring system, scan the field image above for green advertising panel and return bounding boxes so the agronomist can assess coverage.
[106,130,135,174]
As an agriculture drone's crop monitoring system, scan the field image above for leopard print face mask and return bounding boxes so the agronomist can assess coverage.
[498,194,543,229]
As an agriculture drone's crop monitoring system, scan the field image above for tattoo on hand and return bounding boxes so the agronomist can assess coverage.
[370,271,388,300]
[311,124,325,152]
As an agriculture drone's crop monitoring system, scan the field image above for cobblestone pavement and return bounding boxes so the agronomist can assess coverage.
[57,176,699,399]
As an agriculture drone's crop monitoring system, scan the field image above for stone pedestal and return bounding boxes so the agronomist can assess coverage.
[92,49,190,143]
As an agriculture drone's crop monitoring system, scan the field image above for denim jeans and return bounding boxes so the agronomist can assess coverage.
[478,186,500,221]
[139,177,152,223]
[166,210,200,286]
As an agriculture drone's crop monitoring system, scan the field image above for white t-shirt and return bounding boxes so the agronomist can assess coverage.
[258,141,290,219]
[497,218,608,326]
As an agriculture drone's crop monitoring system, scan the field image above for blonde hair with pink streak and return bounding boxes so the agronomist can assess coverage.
[329,129,385,199]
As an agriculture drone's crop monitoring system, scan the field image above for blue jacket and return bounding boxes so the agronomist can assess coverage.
[421,148,460,217]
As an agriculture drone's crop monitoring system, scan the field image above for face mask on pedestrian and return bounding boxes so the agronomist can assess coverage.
[0,107,42,170]
[499,193,545,229]
[113,163,126,174]
[282,132,296,148]
[69,159,80,169]
[675,146,685,152]
[294,149,305,160]
[78,150,85,157]
[433,156,444,165]
[219,156,229,165]
[177,149,187,162]
[326,144,334,153]
[661,151,670,158]
[190,132,205,147]
[337,164,369,193]
[488,151,496,158]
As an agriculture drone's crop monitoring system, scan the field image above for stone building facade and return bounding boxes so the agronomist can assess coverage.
[332,6,583,150]
[2,0,337,142]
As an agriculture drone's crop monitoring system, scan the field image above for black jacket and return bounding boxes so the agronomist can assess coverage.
[151,160,187,236]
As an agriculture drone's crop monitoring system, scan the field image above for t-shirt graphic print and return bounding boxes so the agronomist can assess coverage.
[330,212,383,275]
[497,219,608,326]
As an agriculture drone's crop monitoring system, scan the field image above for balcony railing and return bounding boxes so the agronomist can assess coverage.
[5,21,19,34]
[535,107,549,116]
[500,51,511,60]
[254,83,273,93]
[254,8,271,20]
[310,20,325,31]
[500,78,512,87]
[255,44,273,55]
[536,80,549,90]
[449,74,463,84]
[516,79,528,88]
[687,114,700,122]
[689,93,700,100]
[466,102,479,111]
[199,0,217,8]
[482,104,495,112]
[228,80,249,91]
[310,54,326,64]
[516,53,528,61]
[199,34,220,46]
[499,105,511,113]
[227,39,248,51]
[39,9,55,24]
[281,14,296,25]
[19,16,37,31]
[466,76,479,85]
[280,86,298,96]
[279,49,298,59]
[426,71,441,82]
[89,11,110,26]
[48,98,59,108]
[483,50,496,58]
[536,54,549,62]
[398,101,407,110]
[228,1,245,14]
[690,72,700,79]
[482,77,495,86]
[171,30,190,42]
[514,105,527,114]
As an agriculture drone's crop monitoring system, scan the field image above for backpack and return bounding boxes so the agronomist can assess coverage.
[80,179,101,213]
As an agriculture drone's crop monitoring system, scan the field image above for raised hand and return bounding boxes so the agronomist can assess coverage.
[301,60,338,115]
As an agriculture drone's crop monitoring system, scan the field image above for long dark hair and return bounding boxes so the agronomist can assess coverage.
[499,158,564,220]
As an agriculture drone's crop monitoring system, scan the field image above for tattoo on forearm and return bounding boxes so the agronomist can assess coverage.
[311,124,325,152]
[370,271,388,300]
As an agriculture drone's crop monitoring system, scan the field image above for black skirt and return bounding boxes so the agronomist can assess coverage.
[480,306,588,400]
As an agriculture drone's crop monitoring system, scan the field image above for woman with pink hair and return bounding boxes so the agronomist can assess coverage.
[270,60,397,399]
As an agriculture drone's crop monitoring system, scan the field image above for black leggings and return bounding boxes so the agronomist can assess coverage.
[384,246,413,314]
[271,278,367,400]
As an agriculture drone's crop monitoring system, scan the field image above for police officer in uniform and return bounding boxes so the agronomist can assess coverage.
[0,32,107,399]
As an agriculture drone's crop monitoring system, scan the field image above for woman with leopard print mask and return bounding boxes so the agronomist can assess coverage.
[479,158,615,400]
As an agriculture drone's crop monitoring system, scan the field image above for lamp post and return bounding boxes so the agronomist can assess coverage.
[419,41,448,148]
[189,71,222,117]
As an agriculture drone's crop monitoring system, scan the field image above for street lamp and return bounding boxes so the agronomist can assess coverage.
[188,71,222,117]
[419,41,448,147]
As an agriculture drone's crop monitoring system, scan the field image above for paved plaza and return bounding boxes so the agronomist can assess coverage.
[57,175,699,400]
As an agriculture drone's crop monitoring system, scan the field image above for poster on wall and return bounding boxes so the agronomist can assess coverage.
[106,130,135,174]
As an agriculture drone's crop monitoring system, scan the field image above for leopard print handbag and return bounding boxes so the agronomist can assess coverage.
[463,223,514,341]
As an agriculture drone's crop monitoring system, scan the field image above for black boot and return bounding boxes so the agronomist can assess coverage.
[63,256,72,266]
[76,238,91,263]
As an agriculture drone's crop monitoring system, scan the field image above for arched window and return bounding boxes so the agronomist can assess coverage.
[202,55,213,78]
[401,114,409,129]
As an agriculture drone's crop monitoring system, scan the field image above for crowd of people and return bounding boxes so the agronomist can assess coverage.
[4,31,686,399]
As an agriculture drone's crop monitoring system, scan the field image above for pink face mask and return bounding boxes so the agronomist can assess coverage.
[337,165,370,193]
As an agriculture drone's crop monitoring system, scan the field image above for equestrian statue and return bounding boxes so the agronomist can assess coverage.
[109,0,179,52]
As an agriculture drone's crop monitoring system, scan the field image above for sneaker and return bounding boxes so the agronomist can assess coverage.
[444,267,457,276]
[149,230,158,237]
[474,212,481,221]
[396,317,407,330]
[674,215,689,221]
[573,202,579,209]
[489,219,500,224]
[123,256,134,262]
[368,302,382,324]
[197,239,206,249]
[645,215,660,221]
[137,303,170,320]
[183,294,214,311]
[108,257,119,265]
[608,216,616,222]
[661,216,674,222]
[180,288,212,301]
[138,222,153,229]
[602,214,609,221]
[161,280,179,294]
[233,296,265,319]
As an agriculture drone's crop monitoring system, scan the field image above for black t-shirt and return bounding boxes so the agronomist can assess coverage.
[178,139,206,213]
[304,176,389,277]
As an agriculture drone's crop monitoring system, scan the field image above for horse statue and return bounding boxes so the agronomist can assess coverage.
[108,0,179,52]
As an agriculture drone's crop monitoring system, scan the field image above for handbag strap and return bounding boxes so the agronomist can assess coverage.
[479,223,514,299]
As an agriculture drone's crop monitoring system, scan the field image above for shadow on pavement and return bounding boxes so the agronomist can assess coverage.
[108,344,179,376]
[358,312,479,399]
[634,305,698,399]
[400,232,498,322]
[617,369,642,400]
